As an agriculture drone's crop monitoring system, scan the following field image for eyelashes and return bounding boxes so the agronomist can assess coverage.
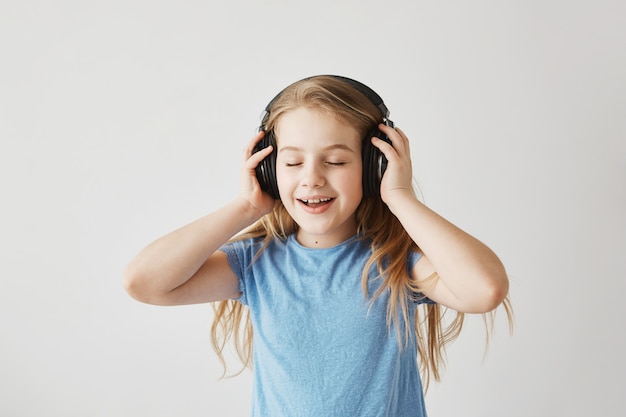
[284,161,347,167]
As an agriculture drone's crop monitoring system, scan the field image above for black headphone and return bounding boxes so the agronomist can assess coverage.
[254,75,394,199]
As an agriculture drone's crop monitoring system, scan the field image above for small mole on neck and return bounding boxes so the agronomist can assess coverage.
[315,241,318,245]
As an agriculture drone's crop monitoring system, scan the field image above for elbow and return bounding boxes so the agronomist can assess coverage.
[456,263,509,314]
[461,284,508,314]
[122,264,142,301]
[476,269,510,313]
[481,280,509,313]
[122,263,157,304]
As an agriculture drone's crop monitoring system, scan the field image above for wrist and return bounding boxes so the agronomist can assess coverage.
[232,196,271,224]
[383,189,419,215]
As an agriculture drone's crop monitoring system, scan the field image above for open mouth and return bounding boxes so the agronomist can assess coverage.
[298,197,334,208]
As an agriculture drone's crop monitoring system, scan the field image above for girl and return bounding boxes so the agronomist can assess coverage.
[124,75,512,417]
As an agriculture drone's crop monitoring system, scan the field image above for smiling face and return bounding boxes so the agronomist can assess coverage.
[275,107,363,248]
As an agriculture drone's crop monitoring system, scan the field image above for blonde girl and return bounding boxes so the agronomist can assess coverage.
[124,75,511,417]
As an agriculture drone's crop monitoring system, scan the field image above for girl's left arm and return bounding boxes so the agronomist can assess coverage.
[372,124,509,314]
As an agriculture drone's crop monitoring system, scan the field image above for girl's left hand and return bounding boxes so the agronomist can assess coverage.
[371,124,416,206]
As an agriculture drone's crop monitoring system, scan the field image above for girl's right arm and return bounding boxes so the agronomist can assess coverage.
[123,132,274,306]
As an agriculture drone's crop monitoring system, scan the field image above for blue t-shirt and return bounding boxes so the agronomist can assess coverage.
[220,234,431,417]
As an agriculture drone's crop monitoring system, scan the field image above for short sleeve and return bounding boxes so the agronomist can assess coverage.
[407,250,436,305]
[219,242,249,305]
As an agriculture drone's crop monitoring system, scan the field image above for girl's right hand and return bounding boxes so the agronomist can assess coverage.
[239,131,275,217]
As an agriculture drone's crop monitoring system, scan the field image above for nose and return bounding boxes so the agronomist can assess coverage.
[301,162,325,189]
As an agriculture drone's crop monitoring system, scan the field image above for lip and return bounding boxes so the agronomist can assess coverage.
[296,196,335,214]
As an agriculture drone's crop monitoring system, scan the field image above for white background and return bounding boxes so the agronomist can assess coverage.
[1,0,624,416]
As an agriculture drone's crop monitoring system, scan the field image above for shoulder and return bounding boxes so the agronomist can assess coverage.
[223,234,267,250]
[220,234,289,269]
[222,235,271,257]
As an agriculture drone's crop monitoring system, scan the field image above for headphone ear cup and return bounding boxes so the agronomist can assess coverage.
[362,127,390,197]
[254,129,280,199]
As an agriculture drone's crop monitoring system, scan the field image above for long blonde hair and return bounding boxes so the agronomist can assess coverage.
[211,75,513,388]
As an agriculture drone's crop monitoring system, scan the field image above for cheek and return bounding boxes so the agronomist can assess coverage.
[275,166,293,199]
[351,161,364,184]
[341,165,364,197]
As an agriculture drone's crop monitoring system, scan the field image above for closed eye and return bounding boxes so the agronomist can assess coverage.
[326,161,347,166]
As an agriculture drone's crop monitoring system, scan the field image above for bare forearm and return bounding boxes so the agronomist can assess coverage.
[123,198,261,299]
[387,192,508,311]
[371,125,507,311]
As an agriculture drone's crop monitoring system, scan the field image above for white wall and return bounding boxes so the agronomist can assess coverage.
[1,0,624,416]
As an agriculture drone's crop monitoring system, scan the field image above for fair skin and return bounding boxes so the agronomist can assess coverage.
[276,107,363,248]
[123,107,508,313]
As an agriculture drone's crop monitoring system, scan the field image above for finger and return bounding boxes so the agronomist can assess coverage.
[378,124,410,156]
[244,143,273,170]
[370,135,396,161]
[379,123,408,146]
[242,130,266,162]
[394,126,408,139]
[393,126,411,153]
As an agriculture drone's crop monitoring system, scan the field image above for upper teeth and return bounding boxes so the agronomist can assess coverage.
[301,198,331,203]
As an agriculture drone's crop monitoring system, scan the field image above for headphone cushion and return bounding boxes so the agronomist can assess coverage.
[362,127,390,197]
[254,130,280,199]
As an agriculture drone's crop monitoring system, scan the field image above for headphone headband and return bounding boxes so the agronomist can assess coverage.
[261,75,390,127]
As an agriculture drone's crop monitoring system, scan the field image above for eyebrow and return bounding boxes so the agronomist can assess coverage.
[278,144,357,154]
